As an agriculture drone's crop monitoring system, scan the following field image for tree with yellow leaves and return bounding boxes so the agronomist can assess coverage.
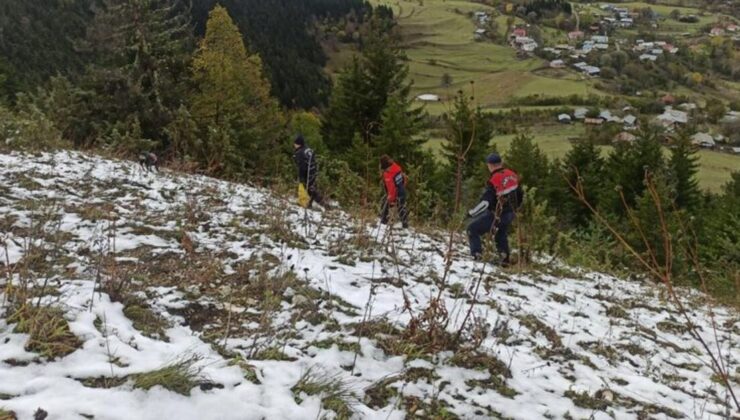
[190,4,283,178]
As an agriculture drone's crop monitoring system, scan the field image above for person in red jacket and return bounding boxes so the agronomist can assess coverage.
[380,155,409,228]
[466,153,524,266]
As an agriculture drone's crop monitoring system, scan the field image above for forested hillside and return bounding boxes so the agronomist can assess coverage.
[0,0,365,108]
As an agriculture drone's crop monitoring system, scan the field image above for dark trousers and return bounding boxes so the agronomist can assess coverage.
[305,181,323,208]
[380,196,409,227]
[467,211,515,257]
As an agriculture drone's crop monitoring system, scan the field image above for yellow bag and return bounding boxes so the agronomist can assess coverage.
[298,183,310,208]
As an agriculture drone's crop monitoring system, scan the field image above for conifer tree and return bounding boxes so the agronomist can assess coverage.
[321,9,422,166]
[668,133,700,211]
[321,56,368,152]
[504,131,549,194]
[441,90,493,210]
[189,4,283,177]
[80,0,193,149]
[560,138,604,226]
[602,126,664,215]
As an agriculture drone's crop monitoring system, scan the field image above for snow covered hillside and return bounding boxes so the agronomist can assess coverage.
[0,151,737,420]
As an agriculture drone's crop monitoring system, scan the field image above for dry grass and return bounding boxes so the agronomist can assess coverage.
[133,356,206,396]
[292,367,358,419]
[8,304,81,359]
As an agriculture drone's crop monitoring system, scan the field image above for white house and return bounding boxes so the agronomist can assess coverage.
[574,107,589,119]
[656,107,688,129]
[558,113,572,124]
[416,94,440,102]
[691,132,715,148]
[639,54,658,61]
[591,35,609,44]
[550,59,566,68]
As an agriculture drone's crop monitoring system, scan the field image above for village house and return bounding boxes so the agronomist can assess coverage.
[550,59,566,68]
[511,27,527,38]
[691,132,715,149]
[574,108,589,120]
[474,28,487,40]
[710,27,725,37]
[727,24,739,33]
[558,113,572,124]
[585,117,604,125]
[416,94,440,102]
[623,114,637,129]
[639,54,658,62]
[614,131,637,143]
[656,107,688,130]
[568,31,584,41]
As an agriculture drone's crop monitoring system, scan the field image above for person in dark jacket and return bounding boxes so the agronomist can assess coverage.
[380,155,409,228]
[293,135,323,208]
[466,153,524,266]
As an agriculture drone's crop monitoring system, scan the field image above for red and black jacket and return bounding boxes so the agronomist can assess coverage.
[383,162,407,203]
[471,167,524,216]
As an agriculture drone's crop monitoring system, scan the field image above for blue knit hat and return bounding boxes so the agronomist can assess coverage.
[294,135,305,146]
[486,153,502,164]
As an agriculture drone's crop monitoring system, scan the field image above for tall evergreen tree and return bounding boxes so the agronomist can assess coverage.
[321,9,422,165]
[189,4,283,177]
[441,90,493,210]
[602,126,664,215]
[504,131,549,193]
[77,0,193,149]
[321,56,368,152]
[560,138,604,226]
[668,134,700,211]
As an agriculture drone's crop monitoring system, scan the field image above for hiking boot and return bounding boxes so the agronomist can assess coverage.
[498,253,511,268]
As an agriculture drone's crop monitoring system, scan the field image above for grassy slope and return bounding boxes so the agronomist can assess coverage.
[334,0,739,191]
[425,124,736,192]
[371,0,602,110]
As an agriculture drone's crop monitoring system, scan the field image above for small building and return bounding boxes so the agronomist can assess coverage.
[574,107,589,119]
[678,102,697,111]
[710,27,725,37]
[619,18,633,27]
[512,28,528,38]
[656,107,688,129]
[585,117,604,125]
[614,132,637,143]
[623,114,637,128]
[416,94,440,102]
[720,111,740,124]
[639,54,658,62]
[568,31,585,40]
[550,59,566,68]
[691,132,715,148]
[521,42,538,52]
[591,35,609,44]
[558,113,572,124]
[730,147,740,155]
[727,24,739,33]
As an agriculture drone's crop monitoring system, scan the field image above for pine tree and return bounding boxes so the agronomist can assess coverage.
[374,94,425,165]
[602,126,665,215]
[669,134,700,211]
[80,0,193,150]
[504,131,550,193]
[189,4,283,177]
[441,90,493,210]
[321,56,368,152]
[321,9,422,165]
[560,138,604,227]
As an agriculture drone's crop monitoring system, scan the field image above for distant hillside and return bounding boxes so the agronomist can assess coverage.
[0,151,737,419]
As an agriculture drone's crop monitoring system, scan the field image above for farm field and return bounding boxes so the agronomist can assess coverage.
[423,124,737,192]
[367,0,605,112]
